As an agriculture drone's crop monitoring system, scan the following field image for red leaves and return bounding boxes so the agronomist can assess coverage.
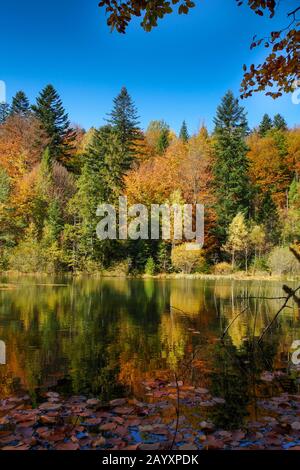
[113,406,134,415]
[109,398,127,407]
[55,442,79,450]
[1,384,300,450]
[99,422,117,431]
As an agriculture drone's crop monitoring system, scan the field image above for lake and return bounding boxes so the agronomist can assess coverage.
[1,275,300,430]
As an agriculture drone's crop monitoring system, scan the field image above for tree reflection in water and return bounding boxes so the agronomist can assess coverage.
[0,275,299,430]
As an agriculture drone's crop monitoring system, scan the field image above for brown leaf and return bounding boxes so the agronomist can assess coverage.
[55,442,79,450]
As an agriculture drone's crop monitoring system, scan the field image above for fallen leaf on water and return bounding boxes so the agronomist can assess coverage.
[113,407,133,415]
[195,387,209,394]
[55,442,79,450]
[39,403,62,411]
[46,391,59,397]
[291,421,300,431]
[86,399,101,407]
[138,442,161,450]
[139,425,154,432]
[109,398,127,407]
[47,431,66,442]
[99,422,117,431]
[92,436,106,448]
[39,415,57,425]
[180,443,198,450]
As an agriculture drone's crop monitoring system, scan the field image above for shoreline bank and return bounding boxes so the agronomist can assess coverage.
[0,271,299,283]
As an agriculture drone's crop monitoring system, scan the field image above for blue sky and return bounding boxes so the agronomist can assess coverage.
[1,0,299,133]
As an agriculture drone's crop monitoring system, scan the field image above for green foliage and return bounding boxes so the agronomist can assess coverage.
[0,102,10,124]
[8,215,66,273]
[157,127,170,155]
[32,84,74,165]
[146,120,170,154]
[145,256,155,275]
[0,82,298,277]
[255,191,280,244]
[213,91,251,243]
[258,113,273,137]
[179,120,189,142]
[85,125,130,198]
[10,91,30,117]
[273,113,287,131]
[107,86,140,156]
[157,241,172,273]
[250,255,269,273]
[280,180,300,244]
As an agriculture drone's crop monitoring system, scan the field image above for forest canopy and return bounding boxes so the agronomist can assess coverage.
[0,85,299,276]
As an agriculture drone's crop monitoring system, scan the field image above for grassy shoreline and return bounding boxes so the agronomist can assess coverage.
[1,270,300,283]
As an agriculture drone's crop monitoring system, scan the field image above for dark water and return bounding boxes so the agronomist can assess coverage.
[0,275,300,428]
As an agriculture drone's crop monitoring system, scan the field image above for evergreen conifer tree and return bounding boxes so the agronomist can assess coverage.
[10,91,30,116]
[85,125,129,200]
[273,113,287,131]
[213,90,251,244]
[0,102,10,124]
[32,84,74,164]
[157,127,170,154]
[107,86,140,160]
[179,120,189,142]
[258,113,273,136]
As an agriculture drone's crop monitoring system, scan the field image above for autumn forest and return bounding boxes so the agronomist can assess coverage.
[0,85,299,278]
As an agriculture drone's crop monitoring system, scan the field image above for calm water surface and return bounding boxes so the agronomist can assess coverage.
[1,275,300,428]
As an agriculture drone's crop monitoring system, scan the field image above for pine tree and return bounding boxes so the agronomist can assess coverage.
[179,120,189,142]
[213,90,251,244]
[256,191,280,244]
[107,86,140,159]
[85,125,129,200]
[32,84,74,165]
[0,102,10,124]
[273,113,287,131]
[10,91,30,117]
[259,113,273,136]
[157,127,170,154]
[47,199,64,241]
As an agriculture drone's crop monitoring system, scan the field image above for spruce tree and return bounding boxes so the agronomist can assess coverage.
[10,91,30,116]
[157,127,170,154]
[107,86,140,159]
[273,113,287,131]
[84,125,128,201]
[213,90,251,244]
[32,84,74,164]
[0,102,10,124]
[67,125,126,268]
[259,113,273,136]
[179,120,189,142]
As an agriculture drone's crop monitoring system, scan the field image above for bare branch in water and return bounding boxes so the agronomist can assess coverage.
[169,372,180,451]
[221,306,249,340]
[258,285,300,343]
